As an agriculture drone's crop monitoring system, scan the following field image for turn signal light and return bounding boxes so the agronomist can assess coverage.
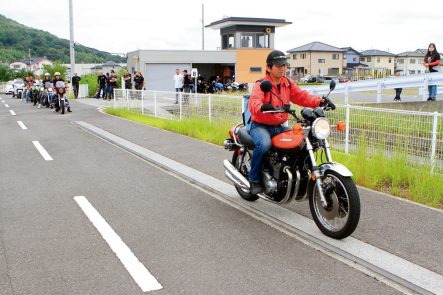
[336,121,346,132]
[293,123,303,134]
[311,174,316,181]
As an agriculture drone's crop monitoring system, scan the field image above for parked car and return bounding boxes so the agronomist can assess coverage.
[338,76,352,83]
[306,76,324,83]
[5,81,15,94]
[300,75,313,83]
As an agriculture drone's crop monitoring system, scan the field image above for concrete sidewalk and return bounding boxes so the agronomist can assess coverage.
[74,98,443,277]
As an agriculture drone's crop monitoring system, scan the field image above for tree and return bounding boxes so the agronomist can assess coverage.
[42,61,67,78]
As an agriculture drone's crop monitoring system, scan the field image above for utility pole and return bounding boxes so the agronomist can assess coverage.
[202,3,204,50]
[69,0,75,79]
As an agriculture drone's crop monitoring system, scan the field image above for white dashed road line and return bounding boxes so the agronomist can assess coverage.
[73,196,163,293]
[9,110,16,116]
[5,104,9,108]
[17,121,27,130]
[32,141,53,161]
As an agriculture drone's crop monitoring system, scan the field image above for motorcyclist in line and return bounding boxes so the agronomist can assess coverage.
[54,82,72,113]
[24,76,35,103]
[33,75,43,106]
[42,73,52,108]
[247,50,324,195]
[51,72,71,112]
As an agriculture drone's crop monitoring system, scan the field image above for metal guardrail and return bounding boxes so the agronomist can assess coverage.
[113,89,443,173]
[303,72,443,103]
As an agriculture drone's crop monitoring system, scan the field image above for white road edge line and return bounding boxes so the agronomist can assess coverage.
[9,110,16,116]
[17,121,27,130]
[32,141,53,161]
[73,196,162,292]
[5,104,9,108]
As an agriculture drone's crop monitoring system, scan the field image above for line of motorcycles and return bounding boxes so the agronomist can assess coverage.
[11,84,69,114]
[197,79,249,94]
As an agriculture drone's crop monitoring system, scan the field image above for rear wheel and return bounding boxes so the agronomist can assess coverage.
[231,150,258,201]
[309,171,360,239]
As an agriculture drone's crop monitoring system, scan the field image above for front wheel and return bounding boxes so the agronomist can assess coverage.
[60,100,65,114]
[231,150,258,202]
[309,171,360,239]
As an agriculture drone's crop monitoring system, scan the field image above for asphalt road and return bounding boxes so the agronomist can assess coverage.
[0,95,441,294]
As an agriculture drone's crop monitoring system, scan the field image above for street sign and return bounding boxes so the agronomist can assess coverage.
[191,68,198,78]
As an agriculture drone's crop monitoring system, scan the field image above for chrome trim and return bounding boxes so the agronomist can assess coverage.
[305,137,328,208]
[324,139,333,162]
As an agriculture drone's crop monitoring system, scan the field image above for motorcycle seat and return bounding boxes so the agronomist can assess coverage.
[237,127,255,148]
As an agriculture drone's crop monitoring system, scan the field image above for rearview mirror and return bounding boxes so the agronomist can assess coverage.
[329,80,336,91]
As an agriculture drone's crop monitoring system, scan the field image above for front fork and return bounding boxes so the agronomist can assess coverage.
[306,138,332,208]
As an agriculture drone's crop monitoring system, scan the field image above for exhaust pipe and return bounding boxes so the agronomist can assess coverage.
[223,159,250,191]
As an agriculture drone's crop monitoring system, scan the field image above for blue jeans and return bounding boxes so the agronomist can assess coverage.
[428,85,437,99]
[25,90,31,102]
[248,122,289,183]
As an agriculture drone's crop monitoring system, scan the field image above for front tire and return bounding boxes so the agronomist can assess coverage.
[60,100,65,114]
[231,150,258,202]
[309,171,360,239]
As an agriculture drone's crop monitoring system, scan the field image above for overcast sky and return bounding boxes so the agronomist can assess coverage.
[1,0,442,55]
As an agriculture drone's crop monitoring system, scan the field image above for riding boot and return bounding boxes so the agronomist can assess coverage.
[67,107,72,112]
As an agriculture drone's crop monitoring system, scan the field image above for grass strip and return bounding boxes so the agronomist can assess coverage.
[105,107,443,209]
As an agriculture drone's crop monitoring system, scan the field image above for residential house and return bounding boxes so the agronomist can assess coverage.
[28,57,53,76]
[395,51,425,75]
[360,49,395,77]
[287,41,345,78]
[9,61,28,71]
[341,47,367,76]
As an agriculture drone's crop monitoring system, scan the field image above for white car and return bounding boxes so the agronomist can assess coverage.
[5,81,14,94]
[300,75,313,83]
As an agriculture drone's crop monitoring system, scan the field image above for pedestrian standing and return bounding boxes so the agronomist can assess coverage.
[123,68,132,90]
[423,43,441,101]
[134,71,145,90]
[71,72,81,99]
[97,71,107,99]
[104,73,111,100]
[108,70,118,100]
[393,69,402,101]
[173,69,183,104]
[182,69,191,104]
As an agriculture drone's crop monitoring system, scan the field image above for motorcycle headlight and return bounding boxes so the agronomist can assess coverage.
[312,117,331,139]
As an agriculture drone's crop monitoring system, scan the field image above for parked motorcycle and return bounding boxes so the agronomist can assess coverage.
[223,80,360,239]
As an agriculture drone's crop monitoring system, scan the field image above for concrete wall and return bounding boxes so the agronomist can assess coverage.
[235,48,272,83]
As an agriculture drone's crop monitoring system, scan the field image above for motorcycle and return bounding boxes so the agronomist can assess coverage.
[54,81,67,114]
[223,80,360,239]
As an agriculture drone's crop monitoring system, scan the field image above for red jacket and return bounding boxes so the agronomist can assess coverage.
[249,75,321,126]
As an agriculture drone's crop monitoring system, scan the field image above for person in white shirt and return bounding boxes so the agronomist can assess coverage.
[173,69,183,104]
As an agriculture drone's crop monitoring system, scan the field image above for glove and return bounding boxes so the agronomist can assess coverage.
[261,104,275,112]
[320,98,336,110]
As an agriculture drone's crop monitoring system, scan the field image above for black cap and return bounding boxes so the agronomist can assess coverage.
[266,50,289,66]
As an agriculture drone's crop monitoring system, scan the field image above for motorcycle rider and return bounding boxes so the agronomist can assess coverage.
[42,73,52,108]
[248,50,324,195]
[51,72,71,112]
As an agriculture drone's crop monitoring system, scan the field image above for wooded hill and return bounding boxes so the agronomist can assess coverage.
[0,14,125,64]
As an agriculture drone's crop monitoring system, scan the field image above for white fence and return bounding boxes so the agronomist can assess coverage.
[303,72,443,103]
[113,89,443,173]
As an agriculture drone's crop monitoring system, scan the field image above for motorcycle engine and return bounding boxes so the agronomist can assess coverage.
[262,171,278,194]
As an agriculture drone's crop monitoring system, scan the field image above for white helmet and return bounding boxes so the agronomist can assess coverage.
[44,73,50,76]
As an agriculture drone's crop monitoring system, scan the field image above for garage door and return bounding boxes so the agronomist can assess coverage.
[145,63,191,92]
